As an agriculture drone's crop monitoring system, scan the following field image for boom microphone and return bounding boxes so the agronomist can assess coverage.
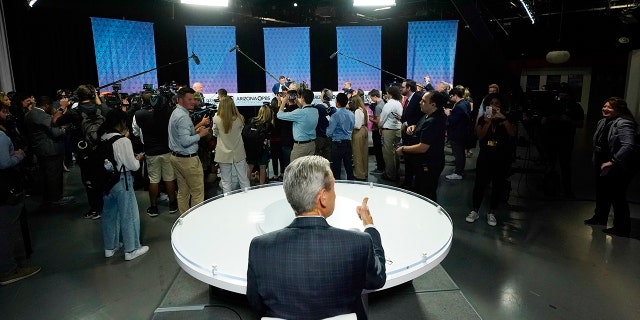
[190,52,201,65]
[229,45,239,52]
[329,51,339,59]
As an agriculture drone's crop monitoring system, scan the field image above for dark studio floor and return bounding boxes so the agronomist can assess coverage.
[1,121,639,320]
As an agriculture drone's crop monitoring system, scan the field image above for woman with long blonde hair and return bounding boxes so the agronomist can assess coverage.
[213,97,250,193]
[350,95,369,180]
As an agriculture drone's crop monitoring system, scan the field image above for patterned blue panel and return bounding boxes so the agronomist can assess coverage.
[337,26,382,91]
[407,21,458,86]
[263,27,311,91]
[186,26,238,93]
[91,18,157,94]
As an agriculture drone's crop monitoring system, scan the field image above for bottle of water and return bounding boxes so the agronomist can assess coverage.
[104,159,113,171]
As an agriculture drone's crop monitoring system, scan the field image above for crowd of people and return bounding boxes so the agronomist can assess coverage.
[1,77,637,295]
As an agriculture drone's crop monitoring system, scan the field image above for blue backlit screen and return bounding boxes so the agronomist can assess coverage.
[185,26,238,93]
[407,21,458,86]
[336,26,382,91]
[91,17,158,94]
[263,27,311,91]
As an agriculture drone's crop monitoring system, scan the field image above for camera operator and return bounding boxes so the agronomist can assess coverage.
[52,84,111,220]
[540,84,584,197]
[276,88,318,162]
[193,92,216,183]
[168,87,210,214]
[313,89,336,160]
[132,91,178,217]
[53,90,74,171]
[274,85,297,169]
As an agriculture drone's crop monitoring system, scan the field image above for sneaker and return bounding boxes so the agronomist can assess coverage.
[83,211,99,219]
[51,196,75,206]
[0,266,41,285]
[146,206,159,217]
[466,210,479,223]
[168,202,178,214]
[487,213,497,226]
[105,242,123,258]
[125,246,149,261]
[445,173,463,180]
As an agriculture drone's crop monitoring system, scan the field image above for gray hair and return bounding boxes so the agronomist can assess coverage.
[283,156,334,215]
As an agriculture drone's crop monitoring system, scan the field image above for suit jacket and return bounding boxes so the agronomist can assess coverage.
[247,216,386,320]
[400,91,424,127]
[25,107,65,157]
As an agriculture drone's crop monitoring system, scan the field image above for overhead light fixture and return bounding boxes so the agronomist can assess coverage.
[519,0,535,24]
[546,51,570,64]
[180,0,229,7]
[293,2,298,7]
[374,6,392,11]
[354,0,396,7]
[28,0,37,7]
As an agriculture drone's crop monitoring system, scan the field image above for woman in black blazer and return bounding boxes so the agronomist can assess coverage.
[585,97,638,237]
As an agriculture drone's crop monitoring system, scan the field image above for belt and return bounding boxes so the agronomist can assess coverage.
[171,152,198,158]
[294,139,315,144]
[381,128,397,130]
[332,140,350,143]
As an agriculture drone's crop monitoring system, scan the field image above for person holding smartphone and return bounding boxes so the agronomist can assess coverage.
[466,93,516,227]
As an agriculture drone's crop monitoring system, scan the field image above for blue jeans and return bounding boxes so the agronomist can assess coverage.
[102,172,141,253]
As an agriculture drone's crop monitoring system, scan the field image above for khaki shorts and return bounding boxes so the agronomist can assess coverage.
[146,153,176,183]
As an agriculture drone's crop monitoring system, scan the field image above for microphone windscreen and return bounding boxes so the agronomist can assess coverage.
[193,54,200,65]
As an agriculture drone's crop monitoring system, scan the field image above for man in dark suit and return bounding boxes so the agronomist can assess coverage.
[24,96,74,207]
[272,75,290,96]
[247,155,386,320]
[399,79,424,190]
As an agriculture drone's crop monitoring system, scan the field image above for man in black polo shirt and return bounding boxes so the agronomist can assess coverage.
[395,90,447,202]
[132,92,178,216]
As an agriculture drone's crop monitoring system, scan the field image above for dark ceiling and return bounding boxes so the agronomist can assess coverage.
[187,0,640,55]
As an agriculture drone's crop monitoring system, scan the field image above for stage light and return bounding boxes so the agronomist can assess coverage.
[354,0,396,7]
[28,0,37,7]
[519,0,535,24]
[293,2,298,7]
[180,0,229,7]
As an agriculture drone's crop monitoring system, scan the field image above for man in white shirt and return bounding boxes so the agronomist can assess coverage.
[379,86,403,181]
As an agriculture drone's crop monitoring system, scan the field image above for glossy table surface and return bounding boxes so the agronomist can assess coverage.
[172,181,453,294]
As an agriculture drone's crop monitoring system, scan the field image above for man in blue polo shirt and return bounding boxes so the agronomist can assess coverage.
[326,92,355,180]
[276,89,319,162]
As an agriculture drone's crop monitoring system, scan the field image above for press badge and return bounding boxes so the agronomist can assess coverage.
[487,140,498,147]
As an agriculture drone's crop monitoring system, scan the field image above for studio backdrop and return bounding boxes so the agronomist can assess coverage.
[91,17,158,94]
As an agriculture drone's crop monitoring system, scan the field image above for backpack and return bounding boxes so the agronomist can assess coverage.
[80,108,105,147]
[87,135,126,195]
[242,120,267,146]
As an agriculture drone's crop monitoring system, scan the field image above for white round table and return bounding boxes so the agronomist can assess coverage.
[171,181,453,294]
